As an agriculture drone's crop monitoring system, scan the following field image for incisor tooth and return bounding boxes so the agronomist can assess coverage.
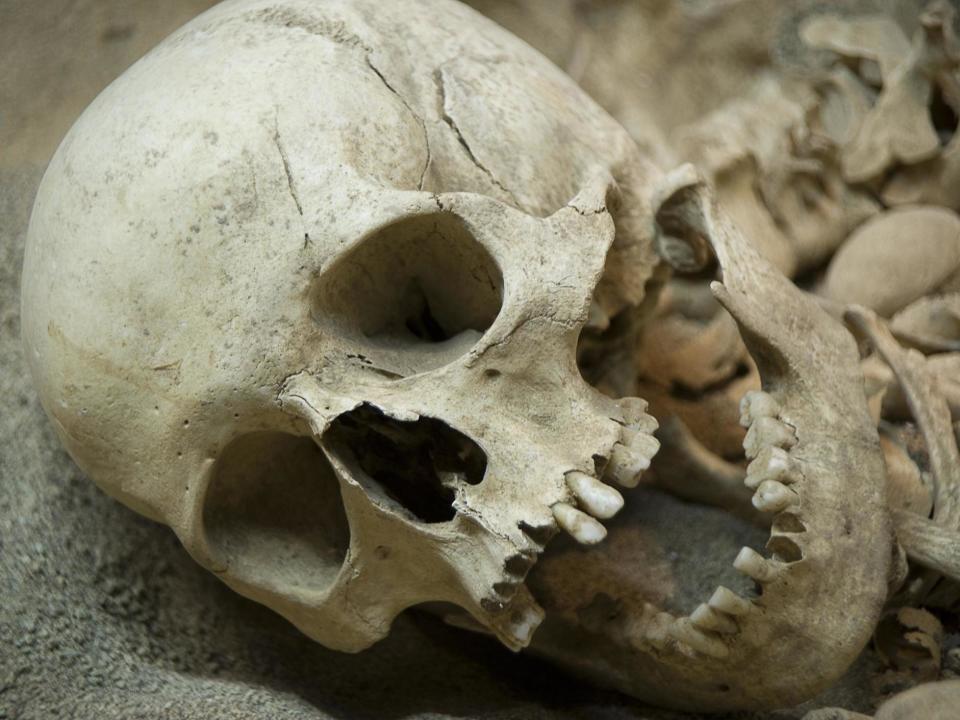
[752,480,799,513]
[606,443,650,488]
[552,502,607,544]
[743,416,797,459]
[690,603,738,634]
[668,618,729,658]
[566,471,624,519]
[708,586,753,616]
[733,546,780,583]
[745,446,797,489]
[739,390,781,428]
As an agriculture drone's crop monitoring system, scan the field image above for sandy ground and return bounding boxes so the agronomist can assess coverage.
[0,1,878,718]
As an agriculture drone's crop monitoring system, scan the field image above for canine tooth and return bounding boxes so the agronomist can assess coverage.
[738,390,781,428]
[690,603,738,634]
[566,471,624,519]
[733,546,780,583]
[743,417,797,459]
[668,618,729,659]
[708,586,753,616]
[745,446,797,489]
[752,480,799,513]
[552,503,607,544]
[606,443,650,488]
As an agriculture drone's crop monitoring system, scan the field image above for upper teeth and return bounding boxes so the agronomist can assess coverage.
[566,471,624,519]
[552,502,607,545]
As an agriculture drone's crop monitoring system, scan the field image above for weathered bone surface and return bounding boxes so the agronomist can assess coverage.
[21,0,661,654]
[521,169,893,712]
[823,207,960,317]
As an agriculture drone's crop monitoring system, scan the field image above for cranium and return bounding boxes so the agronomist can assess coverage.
[20,0,662,652]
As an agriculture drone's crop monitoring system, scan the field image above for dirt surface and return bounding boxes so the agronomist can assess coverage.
[0,1,878,718]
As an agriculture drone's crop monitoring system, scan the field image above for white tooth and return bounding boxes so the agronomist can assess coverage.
[739,390,781,428]
[690,603,738,634]
[552,502,607,544]
[668,618,729,659]
[505,604,544,647]
[618,397,658,433]
[641,609,676,650]
[566,472,624,519]
[606,443,650,488]
[743,417,797,459]
[708,586,753,616]
[733,546,779,583]
[752,480,799,513]
[745,446,798,489]
[624,426,661,460]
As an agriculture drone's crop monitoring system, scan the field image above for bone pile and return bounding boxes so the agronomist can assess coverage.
[17,0,960,716]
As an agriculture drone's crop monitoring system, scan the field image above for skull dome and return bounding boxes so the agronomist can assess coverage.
[21,0,663,651]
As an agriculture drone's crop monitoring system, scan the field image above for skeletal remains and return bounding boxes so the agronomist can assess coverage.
[18,0,960,715]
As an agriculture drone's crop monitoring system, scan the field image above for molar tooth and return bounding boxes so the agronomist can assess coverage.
[624,426,661,460]
[708,586,753,616]
[733,546,780,583]
[640,608,676,650]
[667,618,729,659]
[617,398,658,434]
[743,416,797,460]
[503,604,544,648]
[752,480,799,513]
[566,471,624,519]
[690,603,738,634]
[745,446,798,489]
[739,390,781,428]
[605,443,651,488]
[552,503,607,545]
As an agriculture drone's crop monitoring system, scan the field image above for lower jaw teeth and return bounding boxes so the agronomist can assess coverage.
[752,480,799,512]
[668,618,730,659]
[708,586,754,617]
[744,417,797,459]
[690,602,738,634]
[733,546,780,583]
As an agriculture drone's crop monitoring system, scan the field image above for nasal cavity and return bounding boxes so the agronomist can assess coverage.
[325,404,486,523]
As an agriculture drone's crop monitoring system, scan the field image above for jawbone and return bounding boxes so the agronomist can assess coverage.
[521,166,893,712]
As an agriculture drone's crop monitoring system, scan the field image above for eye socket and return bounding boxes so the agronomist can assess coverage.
[312,212,503,371]
[202,432,350,593]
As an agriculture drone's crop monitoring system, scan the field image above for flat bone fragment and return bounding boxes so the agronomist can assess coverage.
[875,679,960,720]
[824,207,960,317]
[847,307,960,528]
[800,14,911,85]
[890,294,960,354]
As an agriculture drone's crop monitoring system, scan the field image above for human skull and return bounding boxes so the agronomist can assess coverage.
[21,0,662,652]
